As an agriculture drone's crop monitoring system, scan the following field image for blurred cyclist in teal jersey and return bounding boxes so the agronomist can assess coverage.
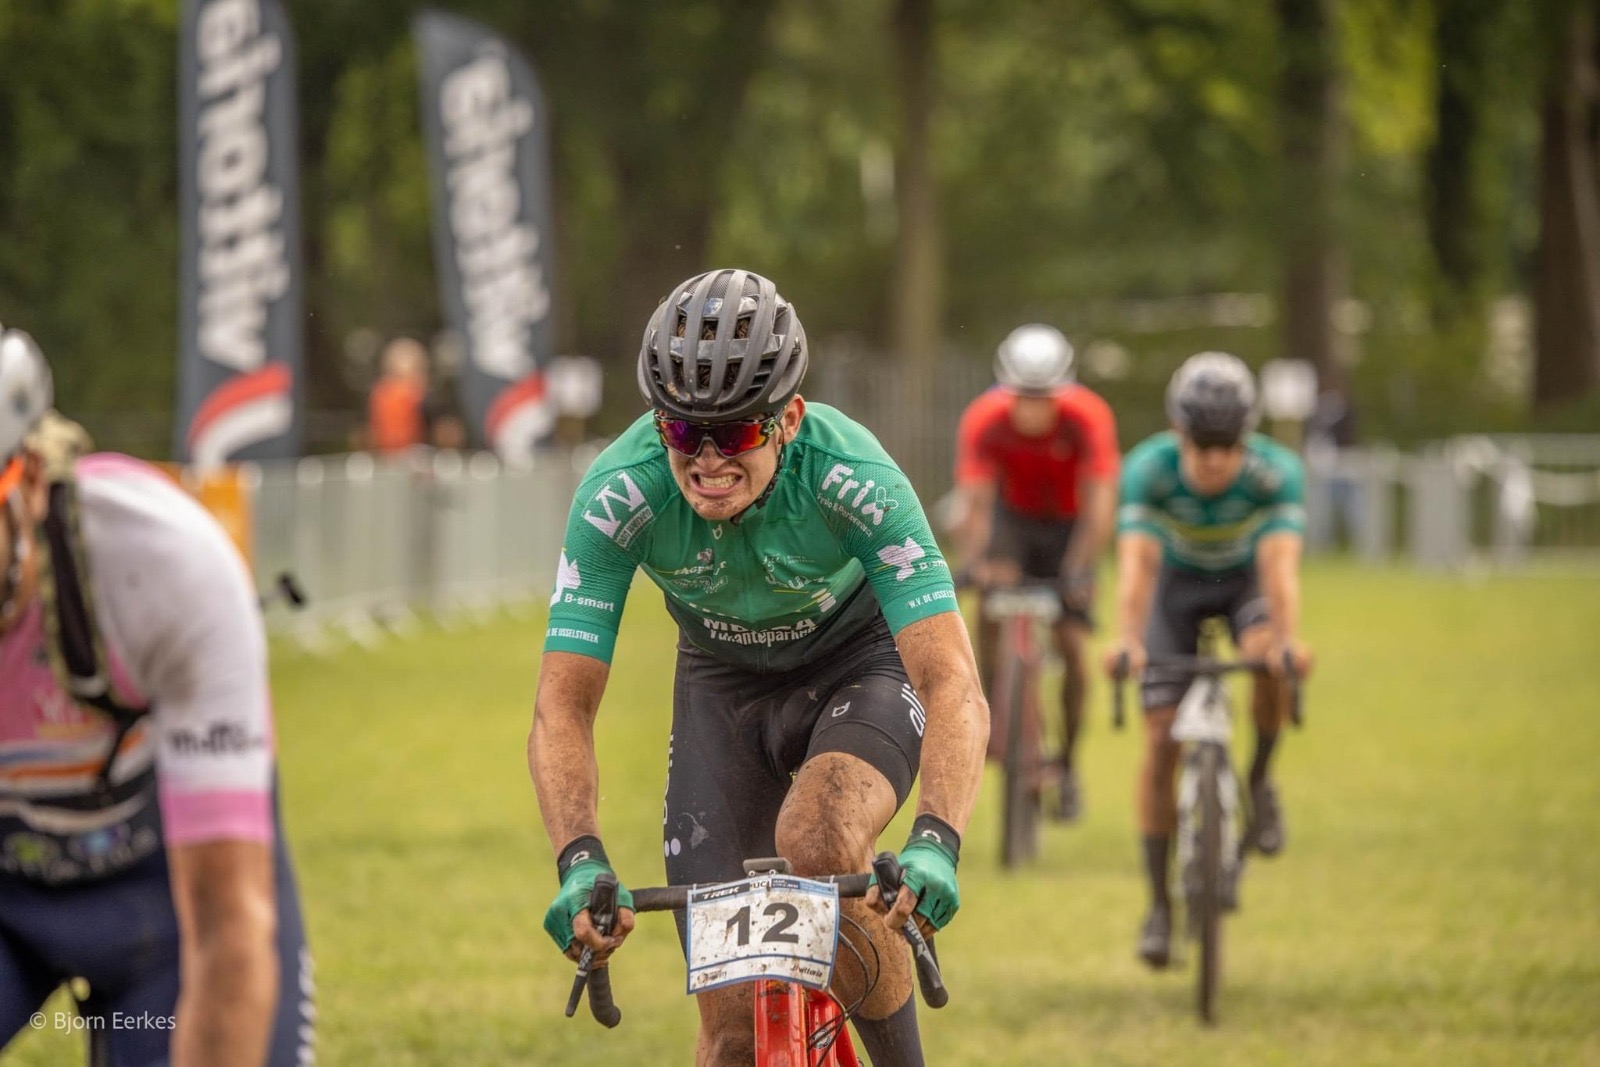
[1105,352,1314,969]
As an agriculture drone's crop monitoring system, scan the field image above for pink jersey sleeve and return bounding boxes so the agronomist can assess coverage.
[77,455,277,847]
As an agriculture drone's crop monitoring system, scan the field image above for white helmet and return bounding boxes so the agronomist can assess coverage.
[995,324,1074,394]
[0,326,52,464]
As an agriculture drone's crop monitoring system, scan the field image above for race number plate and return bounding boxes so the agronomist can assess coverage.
[685,875,840,993]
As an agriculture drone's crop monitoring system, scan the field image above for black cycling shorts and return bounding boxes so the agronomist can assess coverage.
[1141,564,1271,710]
[988,505,1093,626]
[661,611,924,919]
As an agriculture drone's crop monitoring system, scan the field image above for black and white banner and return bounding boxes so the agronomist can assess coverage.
[175,0,303,469]
[415,8,557,462]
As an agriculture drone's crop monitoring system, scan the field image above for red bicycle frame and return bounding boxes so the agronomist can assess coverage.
[753,979,860,1067]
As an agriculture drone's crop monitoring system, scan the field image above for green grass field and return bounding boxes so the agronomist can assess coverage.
[6,561,1599,1065]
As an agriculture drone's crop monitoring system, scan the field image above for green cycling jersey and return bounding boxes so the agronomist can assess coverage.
[1118,431,1306,573]
[544,403,957,673]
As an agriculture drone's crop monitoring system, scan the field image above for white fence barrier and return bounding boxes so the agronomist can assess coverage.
[248,448,596,633]
[248,433,1599,634]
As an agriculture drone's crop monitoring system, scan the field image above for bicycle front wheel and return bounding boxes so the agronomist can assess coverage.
[1194,742,1226,1024]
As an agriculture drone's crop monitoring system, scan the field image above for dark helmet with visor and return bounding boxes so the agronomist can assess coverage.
[637,269,808,423]
[1165,351,1259,447]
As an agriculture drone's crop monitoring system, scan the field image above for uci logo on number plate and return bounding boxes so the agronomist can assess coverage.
[684,875,841,993]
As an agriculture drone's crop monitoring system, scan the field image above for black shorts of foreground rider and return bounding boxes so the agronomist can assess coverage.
[1140,564,1270,710]
[662,610,925,948]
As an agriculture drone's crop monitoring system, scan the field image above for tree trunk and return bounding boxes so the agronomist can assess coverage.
[891,0,942,375]
[1276,0,1348,393]
[1427,0,1497,325]
[1533,0,1600,407]
[890,0,943,485]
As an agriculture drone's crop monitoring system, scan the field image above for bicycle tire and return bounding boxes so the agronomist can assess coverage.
[1195,742,1225,1025]
[999,627,1032,869]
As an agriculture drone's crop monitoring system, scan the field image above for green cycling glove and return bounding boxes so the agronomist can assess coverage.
[896,815,961,931]
[543,836,634,952]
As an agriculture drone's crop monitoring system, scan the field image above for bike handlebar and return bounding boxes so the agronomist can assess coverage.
[565,872,622,1028]
[568,858,949,1026]
[629,872,874,912]
[1110,651,1305,729]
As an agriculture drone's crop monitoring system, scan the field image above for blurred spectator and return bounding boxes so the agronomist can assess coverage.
[366,337,430,453]
[363,337,466,453]
[1305,386,1362,548]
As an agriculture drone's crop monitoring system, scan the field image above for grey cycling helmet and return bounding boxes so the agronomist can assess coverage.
[0,326,52,465]
[1166,351,1259,446]
[637,269,808,423]
[995,324,1074,393]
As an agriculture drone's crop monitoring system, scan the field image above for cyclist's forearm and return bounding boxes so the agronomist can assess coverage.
[1114,534,1161,645]
[955,483,996,565]
[897,614,988,834]
[1257,534,1302,643]
[531,710,602,849]
[1064,477,1117,571]
[917,677,988,834]
[529,653,609,850]
[168,841,278,1067]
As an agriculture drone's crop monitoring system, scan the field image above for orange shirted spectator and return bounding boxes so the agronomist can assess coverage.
[367,338,431,454]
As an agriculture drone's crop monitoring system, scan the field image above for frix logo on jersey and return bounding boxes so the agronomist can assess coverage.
[818,463,898,529]
[876,537,927,581]
[582,471,654,547]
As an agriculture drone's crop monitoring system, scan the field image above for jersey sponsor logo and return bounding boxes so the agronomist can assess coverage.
[819,463,898,529]
[658,558,730,595]
[551,549,616,611]
[905,588,956,611]
[761,553,820,592]
[167,721,266,757]
[550,551,581,606]
[699,617,817,647]
[901,683,926,738]
[583,471,654,547]
[877,537,927,581]
[546,626,601,645]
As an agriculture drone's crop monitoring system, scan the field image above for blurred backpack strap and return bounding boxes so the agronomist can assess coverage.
[36,468,150,797]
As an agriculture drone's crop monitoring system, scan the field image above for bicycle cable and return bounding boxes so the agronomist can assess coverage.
[806,911,880,1066]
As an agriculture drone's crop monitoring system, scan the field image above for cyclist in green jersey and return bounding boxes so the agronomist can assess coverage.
[529,269,989,1066]
[1103,352,1314,968]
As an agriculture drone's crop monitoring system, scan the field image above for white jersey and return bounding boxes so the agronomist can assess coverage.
[0,454,276,883]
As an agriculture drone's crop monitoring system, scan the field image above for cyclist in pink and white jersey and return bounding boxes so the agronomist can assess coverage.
[0,325,312,1066]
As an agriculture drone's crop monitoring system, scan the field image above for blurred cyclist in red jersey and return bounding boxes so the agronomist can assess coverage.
[953,325,1120,820]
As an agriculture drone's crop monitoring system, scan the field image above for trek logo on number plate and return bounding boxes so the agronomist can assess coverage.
[685,875,841,993]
